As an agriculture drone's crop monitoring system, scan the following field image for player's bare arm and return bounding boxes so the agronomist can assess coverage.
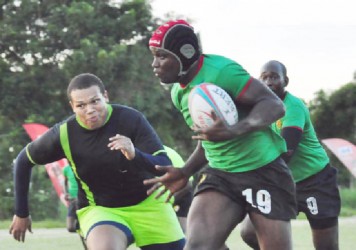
[180,140,208,177]
[191,78,285,142]
[233,78,285,135]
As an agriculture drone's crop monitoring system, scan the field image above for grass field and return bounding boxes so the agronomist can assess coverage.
[1,217,355,250]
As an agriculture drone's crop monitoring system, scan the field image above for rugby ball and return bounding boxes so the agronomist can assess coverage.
[188,83,238,128]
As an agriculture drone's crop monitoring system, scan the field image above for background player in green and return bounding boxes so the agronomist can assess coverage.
[9,73,185,250]
[145,20,297,250]
[63,164,87,249]
[63,164,79,233]
[240,60,341,250]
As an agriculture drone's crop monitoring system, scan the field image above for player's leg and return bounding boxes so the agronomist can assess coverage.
[249,212,292,250]
[185,167,248,250]
[185,189,245,250]
[177,216,187,233]
[309,217,338,250]
[297,164,341,250]
[66,216,77,232]
[66,199,78,232]
[240,215,259,250]
[174,188,229,250]
[123,191,185,249]
[77,206,135,250]
[78,233,88,250]
[140,239,185,250]
[86,224,128,250]
[173,183,194,233]
[241,157,296,250]
[76,218,88,250]
[240,214,293,250]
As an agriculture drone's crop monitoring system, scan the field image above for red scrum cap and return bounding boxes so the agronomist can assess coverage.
[149,20,201,76]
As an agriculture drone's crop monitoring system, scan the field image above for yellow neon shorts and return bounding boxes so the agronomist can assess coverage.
[77,193,184,247]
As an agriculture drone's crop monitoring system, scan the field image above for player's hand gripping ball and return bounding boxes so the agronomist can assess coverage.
[188,83,238,128]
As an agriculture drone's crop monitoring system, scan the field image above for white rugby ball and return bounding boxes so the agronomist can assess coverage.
[188,83,238,128]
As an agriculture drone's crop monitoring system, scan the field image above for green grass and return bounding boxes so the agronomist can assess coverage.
[1,219,66,230]
[2,188,355,248]
[340,188,356,207]
[1,217,356,250]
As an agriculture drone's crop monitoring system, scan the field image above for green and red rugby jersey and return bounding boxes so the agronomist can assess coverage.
[272,92,329,182]
[171,54,286,173]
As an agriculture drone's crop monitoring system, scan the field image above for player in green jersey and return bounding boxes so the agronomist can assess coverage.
[144,20,297,250]
[240,60,340,250]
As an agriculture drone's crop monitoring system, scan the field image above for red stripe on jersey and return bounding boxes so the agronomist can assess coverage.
[236,77,253,101]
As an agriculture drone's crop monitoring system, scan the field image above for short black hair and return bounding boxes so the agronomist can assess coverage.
[67,73,105,100]
[269,60,287,77]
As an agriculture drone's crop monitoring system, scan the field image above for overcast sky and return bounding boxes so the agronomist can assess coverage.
[151,0,356,101]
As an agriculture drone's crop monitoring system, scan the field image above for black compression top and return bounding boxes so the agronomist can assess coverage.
[15,104,171,217]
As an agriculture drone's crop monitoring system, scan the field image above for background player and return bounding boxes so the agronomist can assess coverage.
[240,60,341,250]
[63,164,87,249]
[63,164,79,233]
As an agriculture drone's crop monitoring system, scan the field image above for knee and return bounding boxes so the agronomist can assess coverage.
[311,220,339,250]
[314,241,338,250]
[313,236,338,250]
[312,228,339,250]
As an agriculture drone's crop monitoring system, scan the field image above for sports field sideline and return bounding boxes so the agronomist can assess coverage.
[1,217,355,250]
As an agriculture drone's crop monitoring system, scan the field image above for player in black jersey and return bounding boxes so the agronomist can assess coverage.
[9,73,185,250]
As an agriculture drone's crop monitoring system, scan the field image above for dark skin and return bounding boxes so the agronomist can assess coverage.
[147,48,292,250]
[259,61,297,162]
[259,61,288,99]
[240,60,339,250]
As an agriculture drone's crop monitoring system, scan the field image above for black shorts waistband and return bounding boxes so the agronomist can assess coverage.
[297,163,332,185]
